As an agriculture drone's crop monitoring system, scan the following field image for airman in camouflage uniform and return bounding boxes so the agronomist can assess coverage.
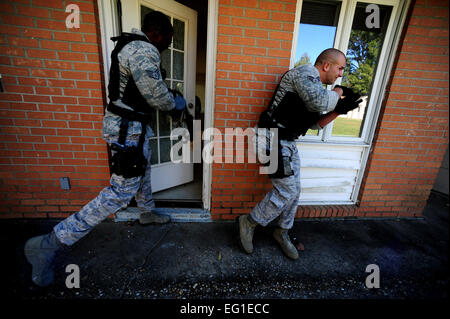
[24,11,181,287]
[240,48,361,259]
[54,25,176,246]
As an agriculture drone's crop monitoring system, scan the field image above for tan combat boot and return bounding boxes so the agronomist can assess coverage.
[238,215,257,254]
[273,228,299,260]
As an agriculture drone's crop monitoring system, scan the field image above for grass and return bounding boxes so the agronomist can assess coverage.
[305,117,363,137]
[332,117,362,137]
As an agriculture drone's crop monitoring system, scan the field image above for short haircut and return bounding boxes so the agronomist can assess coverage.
[314,48,346,66]
[142,11,174,35]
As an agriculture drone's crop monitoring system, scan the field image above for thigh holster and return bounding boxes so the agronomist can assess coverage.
[110,117,148,178]
[267,141,294,179]
[111,144,147,178]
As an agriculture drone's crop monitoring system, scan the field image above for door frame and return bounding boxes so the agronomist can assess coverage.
[97,0,218,210]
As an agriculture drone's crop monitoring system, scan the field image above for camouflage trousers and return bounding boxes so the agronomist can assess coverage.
[250,140,301,230]
[54,129,155,246]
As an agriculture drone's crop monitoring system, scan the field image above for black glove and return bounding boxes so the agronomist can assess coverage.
[168,108,184,121]
[334,95,363,114]
[167,88,186,121]
[334,85,359,100]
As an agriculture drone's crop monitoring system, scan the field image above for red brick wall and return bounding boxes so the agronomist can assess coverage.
[0,0,109,218]
[211,0,297,220]
[357,0,449,218]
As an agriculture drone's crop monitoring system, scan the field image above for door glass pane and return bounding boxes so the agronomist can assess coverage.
[173,51,184,80]
[332,3,393,137]
[149,107,157,133]
[158,110,171,136]
[161,49,171,79]
[149,139,158,165]
[159,138,171,163]
[173,19,185,50]
[140,6,154,25]
[173,81,184,94]
[295,1,341,136]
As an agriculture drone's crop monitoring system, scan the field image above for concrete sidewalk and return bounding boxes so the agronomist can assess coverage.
[2,191,448,301]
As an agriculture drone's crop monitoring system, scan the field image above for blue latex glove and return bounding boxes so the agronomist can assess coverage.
[174,95,186,110]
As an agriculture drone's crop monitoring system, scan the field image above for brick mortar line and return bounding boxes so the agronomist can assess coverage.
[2,14,96,23]
[0,23,98,35]
[219,5,290,13]
[387,91,448,97]
[399,52,450,56]
[218,41,292,47]
[10,4,96,15]
[385,91,449,96]
[218,24,295,32]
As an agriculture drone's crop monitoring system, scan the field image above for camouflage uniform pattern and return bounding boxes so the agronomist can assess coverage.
[267,64,339,130]
[251,64,339,229]
[250,140,301,229]
[54,29,174,246]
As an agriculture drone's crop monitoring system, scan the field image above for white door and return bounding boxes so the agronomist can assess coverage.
[121,0,197,192]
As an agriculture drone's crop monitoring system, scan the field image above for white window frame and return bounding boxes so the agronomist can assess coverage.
[291,0,411,204]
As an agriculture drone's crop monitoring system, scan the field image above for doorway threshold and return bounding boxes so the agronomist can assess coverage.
[114,206,211,223]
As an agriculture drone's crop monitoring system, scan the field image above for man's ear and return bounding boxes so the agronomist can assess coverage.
[322,62,331,72]
[146,30,159,42]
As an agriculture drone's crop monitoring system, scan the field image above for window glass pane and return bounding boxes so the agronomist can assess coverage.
[159,138,171,163]
[332,3,393,137]
[173,19,185,50]
[295,1,340,136]
[149,138,158,165]
[173,51,184,80]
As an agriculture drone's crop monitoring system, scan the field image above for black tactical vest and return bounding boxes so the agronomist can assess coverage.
[258,73,320,140]
[107,33,153,121]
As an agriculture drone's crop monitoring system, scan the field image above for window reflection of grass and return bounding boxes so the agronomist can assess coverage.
[332,117,362,137]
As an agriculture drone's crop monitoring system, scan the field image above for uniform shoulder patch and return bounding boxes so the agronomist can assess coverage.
[146,68,161,80]
[307,75,320,83]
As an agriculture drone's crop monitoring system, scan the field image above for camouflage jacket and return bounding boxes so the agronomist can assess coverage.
[103,28,175,145]
[274,64,340,130]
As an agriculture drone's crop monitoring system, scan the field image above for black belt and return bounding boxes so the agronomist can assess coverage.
[107,102,151,123]
[107,102,151,148]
